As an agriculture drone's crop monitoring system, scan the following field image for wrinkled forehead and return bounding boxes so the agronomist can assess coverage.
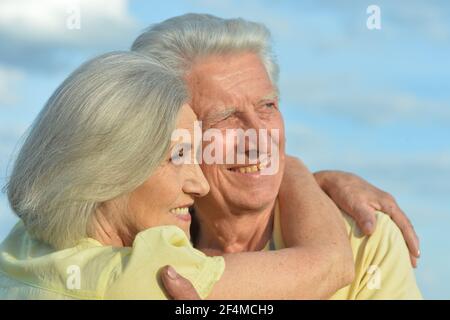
[185,53,276,120]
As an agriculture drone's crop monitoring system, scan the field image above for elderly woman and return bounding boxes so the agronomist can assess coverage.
[0,51,353,299]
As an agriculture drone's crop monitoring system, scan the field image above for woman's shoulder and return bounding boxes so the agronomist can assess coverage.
[0,223,224,299]
[0,221,126,299]
[104,225,225,299]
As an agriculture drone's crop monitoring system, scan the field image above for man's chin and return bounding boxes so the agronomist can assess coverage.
[225,191,278,213]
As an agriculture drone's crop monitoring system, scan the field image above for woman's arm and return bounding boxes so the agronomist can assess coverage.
[206,157,354,299]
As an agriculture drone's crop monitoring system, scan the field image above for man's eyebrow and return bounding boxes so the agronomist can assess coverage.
[205,107,237,122]
[258,92,279,102]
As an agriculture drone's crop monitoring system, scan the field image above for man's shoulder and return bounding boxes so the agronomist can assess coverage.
[342,210,404,250]
[337,211,422,299]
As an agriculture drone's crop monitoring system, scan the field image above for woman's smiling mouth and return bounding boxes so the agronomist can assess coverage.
[169,206,192,222]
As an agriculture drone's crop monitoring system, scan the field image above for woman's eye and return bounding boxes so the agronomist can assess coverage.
[169,142,193,164]
[169,147,186,164]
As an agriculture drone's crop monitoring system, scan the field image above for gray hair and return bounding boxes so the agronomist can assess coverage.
[131,13,279,88]
[4,51,187,249]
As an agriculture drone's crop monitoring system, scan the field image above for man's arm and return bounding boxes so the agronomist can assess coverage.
[311,166,420,267]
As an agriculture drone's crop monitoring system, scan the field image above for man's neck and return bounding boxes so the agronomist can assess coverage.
[194,200,275,254]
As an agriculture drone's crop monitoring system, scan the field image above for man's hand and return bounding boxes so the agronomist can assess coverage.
[160,266,201,300]
[314,169,420,268]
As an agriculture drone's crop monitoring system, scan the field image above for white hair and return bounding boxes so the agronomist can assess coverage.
[4,51,187,249]
[131,13,279,88]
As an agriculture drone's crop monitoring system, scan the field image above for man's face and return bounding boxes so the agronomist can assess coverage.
[186,52,285,213]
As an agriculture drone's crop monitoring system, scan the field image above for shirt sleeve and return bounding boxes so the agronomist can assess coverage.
[103,226,225,300]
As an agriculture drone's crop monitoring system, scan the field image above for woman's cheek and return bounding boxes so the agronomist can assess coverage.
[158,164,183,204]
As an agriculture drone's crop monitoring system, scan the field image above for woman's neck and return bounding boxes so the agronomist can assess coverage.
[87,210,131,247]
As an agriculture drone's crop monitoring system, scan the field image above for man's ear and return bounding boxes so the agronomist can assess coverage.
[160,265,201,300]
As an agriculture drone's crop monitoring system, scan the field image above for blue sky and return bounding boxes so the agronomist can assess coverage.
[0,0,449,298]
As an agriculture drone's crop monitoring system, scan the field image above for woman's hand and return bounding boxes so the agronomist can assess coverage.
[313,169,420,268]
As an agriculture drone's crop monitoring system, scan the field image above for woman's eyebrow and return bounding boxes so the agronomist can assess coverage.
[170,142,192,154]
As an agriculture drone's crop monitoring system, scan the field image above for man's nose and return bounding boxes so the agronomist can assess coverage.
[183,164,210,197]
[242,110,264,131]
[241,113,271,155]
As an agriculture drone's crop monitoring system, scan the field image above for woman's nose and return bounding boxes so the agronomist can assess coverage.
[183,164,210,197]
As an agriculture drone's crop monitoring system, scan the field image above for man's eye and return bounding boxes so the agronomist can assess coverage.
[260,101,276,110]
[219,113,236,123]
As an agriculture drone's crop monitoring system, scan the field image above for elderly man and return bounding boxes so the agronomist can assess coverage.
[132,14,421,299]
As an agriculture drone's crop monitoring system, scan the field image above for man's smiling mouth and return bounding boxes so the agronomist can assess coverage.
[226,155,271,174]
[227,162,267,174]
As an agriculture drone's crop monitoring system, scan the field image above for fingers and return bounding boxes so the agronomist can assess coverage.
[401,222,421,263]
[380,202,421,268]
[160,265,201,300]
[410,254,418,269]
[353,204,378,235]
[402,221,420,259]
[382,203,420,257]
[355,201,421,268]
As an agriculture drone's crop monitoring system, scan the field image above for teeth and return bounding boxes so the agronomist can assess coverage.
[234,164,262,173]
[229,156,271,173]
[170,207,190,215]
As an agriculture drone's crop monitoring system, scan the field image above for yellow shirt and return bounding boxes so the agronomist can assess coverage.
[266,202,423,299]
[0,221,224,300]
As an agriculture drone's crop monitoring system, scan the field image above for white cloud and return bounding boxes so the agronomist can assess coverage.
[0,0,136,45]
[284,117,450,201]
[0,65,24,106]
[384,0,450,42]
[296,0,450,43]
[0,124,27,175]
[0,0,139,72]
[281,74,450,125]
[0,197,18,242]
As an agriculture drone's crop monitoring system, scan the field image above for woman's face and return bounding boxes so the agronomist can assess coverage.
[124,104,209,239]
